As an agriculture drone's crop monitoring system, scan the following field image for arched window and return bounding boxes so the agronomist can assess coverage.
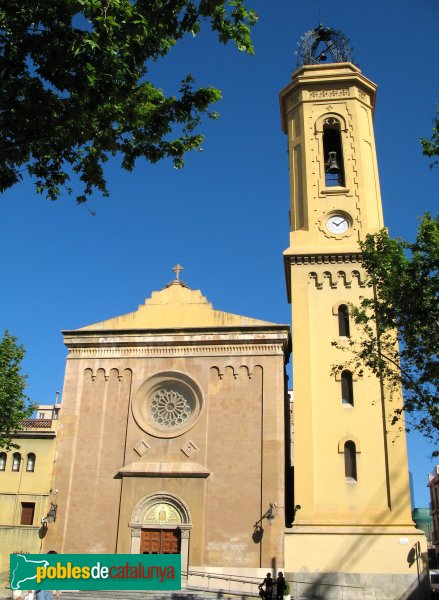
[323,118,345,187]
[26,453,36,472]
[0,452,6,471]
[338,304,350,337]
[341,370,354,406]
[344,441,357,480]
[12,452,21,472]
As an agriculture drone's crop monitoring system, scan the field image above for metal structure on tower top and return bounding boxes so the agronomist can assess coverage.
[295,23,354,68]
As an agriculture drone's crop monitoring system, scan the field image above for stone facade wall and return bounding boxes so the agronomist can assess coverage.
[46,326,290,573]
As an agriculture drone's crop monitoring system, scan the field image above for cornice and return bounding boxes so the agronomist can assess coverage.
[63,327,291,360]
[285,524,424,535]
[285,252,362,266]
[279,63,377,132]
[283,252,363,303]
[67,341,290,360]
[118,462,210,478]
[9,431,57,439]
[62,324,290,337]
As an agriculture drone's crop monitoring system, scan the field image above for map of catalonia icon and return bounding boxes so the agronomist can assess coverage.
[10,555,49,590]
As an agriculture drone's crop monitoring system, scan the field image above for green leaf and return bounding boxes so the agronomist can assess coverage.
[332,214,439,456]
[0,0,257,203]
[0,331,37,450]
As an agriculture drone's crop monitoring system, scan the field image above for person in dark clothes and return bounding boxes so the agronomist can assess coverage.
[258,573,274,600]
[276,572,286,600]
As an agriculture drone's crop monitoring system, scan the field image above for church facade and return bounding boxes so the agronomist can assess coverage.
[45,27,428,600]
[46,280,291,577]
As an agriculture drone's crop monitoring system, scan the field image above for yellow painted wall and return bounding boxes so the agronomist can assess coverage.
[0,423,58,590]
[280,62,427,589]
[285,529,425,574]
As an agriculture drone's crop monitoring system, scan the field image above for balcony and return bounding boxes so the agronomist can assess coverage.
[21,419,53,430]
[12,419,58,439]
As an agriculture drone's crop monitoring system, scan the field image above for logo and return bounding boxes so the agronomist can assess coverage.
[10,554,181,591]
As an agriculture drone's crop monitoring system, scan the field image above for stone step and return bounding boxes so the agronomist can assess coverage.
[1,585,258,600]
[59,591,226,600]
[0,591,226,600]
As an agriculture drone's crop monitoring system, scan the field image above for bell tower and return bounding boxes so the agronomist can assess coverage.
[280,25,426,598]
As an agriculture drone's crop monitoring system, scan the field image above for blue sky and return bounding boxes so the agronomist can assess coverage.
[0,0,437,506]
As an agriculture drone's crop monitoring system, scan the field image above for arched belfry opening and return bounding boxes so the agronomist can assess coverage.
[323,118,345,186]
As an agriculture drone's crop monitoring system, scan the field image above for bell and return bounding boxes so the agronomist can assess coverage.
[326,151,339,174]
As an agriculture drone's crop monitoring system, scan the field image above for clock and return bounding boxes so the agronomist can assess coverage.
[326,213,351,235]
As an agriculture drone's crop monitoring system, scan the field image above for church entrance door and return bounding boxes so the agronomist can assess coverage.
[141,528,180,554]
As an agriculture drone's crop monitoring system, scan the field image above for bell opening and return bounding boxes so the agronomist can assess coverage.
[323,123,345,187]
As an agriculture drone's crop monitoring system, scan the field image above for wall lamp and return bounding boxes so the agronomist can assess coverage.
[42,502,58,524]
[254,502,278,528]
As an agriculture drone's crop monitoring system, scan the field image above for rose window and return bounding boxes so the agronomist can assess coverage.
[150,388,192,428]
[133,372,202,438]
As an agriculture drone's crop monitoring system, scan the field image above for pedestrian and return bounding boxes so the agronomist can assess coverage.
[258,573,274,600]
[12,590,34,600]
[35,551,60,600]
[276,572,286,600]
[35,591,59,600]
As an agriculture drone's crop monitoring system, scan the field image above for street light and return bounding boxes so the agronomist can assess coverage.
[254,502,278,528]
[42,502,58,524]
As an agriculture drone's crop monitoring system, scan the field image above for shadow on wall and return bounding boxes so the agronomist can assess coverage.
[38,522,47,540]
[252,525,264,544]
[287,455,430,600]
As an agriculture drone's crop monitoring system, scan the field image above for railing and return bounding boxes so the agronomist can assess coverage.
[186,569,366,600]
[186,570,261,596]
[290,579,365,600]
[21,419,53,429]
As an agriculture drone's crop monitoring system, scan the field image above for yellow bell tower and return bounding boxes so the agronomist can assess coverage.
[280,25,426,598]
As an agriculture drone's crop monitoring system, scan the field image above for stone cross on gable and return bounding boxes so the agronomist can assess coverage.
[172,264,184,281]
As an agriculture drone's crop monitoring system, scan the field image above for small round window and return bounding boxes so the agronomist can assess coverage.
[132,372,203,438]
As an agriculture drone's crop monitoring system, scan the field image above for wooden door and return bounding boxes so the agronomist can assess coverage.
[141,529,161,553]
[161,529,179,553]
[141,529,180,554]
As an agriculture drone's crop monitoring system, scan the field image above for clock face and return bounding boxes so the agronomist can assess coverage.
[326,213,351,235]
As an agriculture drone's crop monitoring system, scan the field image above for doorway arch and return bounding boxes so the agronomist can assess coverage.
[129,492,192,577]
